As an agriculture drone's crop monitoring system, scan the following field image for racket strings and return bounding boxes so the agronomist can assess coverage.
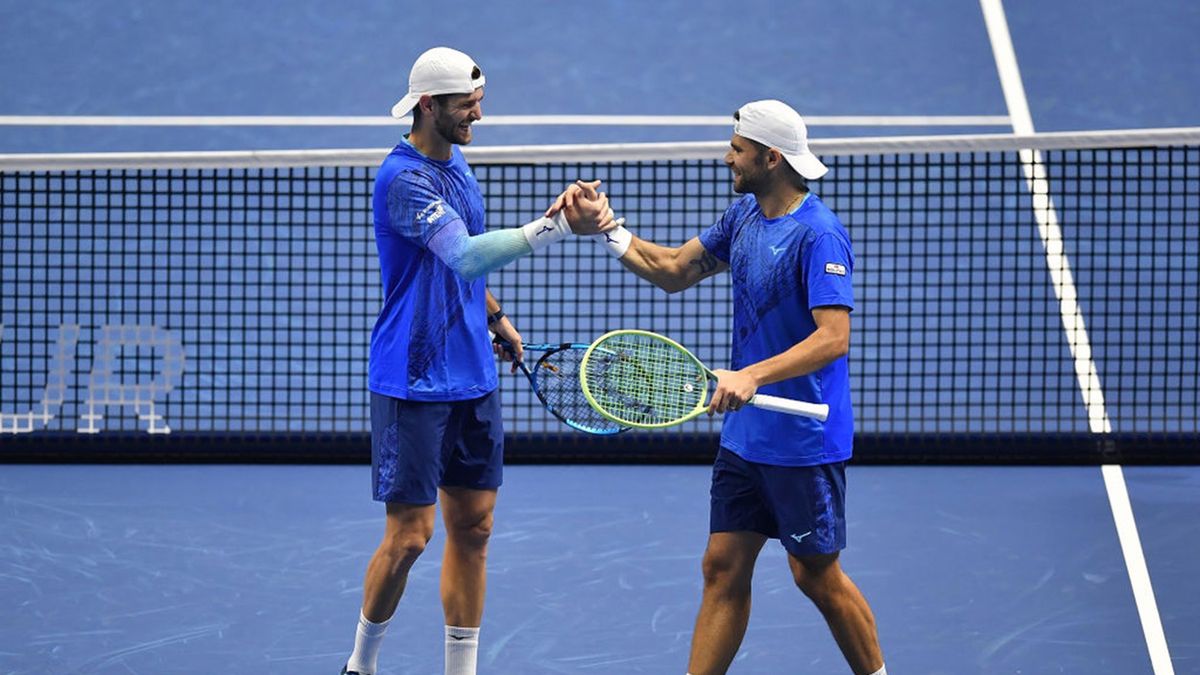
[534,348,626,434]
[586,334,706,425]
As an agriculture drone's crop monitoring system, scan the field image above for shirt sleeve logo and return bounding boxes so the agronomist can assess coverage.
[416,199,446,225]
[825,262,847,276]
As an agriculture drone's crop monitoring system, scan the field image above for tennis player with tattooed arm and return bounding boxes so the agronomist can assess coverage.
[339,47,616,675]
[557,100,886,675]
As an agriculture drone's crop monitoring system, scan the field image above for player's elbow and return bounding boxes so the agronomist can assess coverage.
[456,263,487,282]
[831,337,850,359]
[657,276,691,294]
[451,251,490,281]
[826,329,850,359]
[813,308,851,359]
[671,279,702,294]
[814,323,850,359]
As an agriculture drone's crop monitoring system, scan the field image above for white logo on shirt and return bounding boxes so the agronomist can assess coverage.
[825,262,847,276]
[417,199,446,225]
[769,245,787,256]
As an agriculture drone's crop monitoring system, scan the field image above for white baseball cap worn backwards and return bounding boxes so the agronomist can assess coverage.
[734,99,828,180]
[391,47,486,118]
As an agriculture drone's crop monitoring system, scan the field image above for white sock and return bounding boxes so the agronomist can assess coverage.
[868,665,887,675]
[346,611,390,674]
[445,625,480,675]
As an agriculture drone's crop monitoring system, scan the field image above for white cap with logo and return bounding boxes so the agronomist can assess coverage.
[734,100,828,180]
[391,47,486,119]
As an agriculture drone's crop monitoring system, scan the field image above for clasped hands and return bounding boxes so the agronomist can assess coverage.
[545,180,625,235]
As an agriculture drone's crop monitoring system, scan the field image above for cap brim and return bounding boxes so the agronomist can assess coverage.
[391,93,421,119]
[785,151,828,180]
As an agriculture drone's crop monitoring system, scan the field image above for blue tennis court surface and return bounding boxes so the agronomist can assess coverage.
[1,464,1197,674]
[2,0,1199,673]
[0,461,1195,672]
[1,1,1197,152]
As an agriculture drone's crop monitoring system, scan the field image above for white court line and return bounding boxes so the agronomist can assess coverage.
[1102,465,1175,673]
[980,0,1110,434]
[0,114,1011,127]
[980,1,1175,673]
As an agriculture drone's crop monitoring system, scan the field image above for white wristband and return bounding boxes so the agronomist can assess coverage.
[521,211,571,251]
[591,225,632,258]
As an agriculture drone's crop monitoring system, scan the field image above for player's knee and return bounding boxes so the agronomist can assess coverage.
[795,574,836,609]
[396,537,430,565]
[459,520,493,551]
[383,530,432,567]
[700,550,748,592]
[448,511,493,550]
[795,564,846,609]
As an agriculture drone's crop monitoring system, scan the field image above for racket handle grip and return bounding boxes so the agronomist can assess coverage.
[749,394,830,422]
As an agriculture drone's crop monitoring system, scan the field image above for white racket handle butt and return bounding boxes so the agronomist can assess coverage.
[748,394,830,422]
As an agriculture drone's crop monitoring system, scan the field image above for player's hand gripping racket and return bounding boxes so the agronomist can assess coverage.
[579,329,829,428]
[495,338,628,435]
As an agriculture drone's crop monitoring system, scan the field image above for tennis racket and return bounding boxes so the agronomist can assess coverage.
[578,329,829,429]
[495,339,628,435]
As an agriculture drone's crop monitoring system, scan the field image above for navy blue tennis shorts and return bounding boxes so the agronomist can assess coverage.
[710,447,847,557]
[370,390,504,504]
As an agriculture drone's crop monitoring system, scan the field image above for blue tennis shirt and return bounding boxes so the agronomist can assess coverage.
[698,193,855,466]
[369,139,497,401]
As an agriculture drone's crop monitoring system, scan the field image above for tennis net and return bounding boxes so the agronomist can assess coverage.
[2,128,1198,462]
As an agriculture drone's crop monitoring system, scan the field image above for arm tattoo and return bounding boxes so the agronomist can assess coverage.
[687,250,719,275]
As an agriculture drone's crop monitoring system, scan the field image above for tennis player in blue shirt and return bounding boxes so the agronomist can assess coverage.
[341,47,616,675]
[557,100,886,675]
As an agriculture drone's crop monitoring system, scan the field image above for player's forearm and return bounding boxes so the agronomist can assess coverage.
[742,326,849,387]
[427,225,532,281]
[616,237,695,293]
[429,211,575,281]
[461,228,534,279]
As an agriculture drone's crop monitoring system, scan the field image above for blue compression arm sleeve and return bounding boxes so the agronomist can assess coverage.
[425,217,533,281]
